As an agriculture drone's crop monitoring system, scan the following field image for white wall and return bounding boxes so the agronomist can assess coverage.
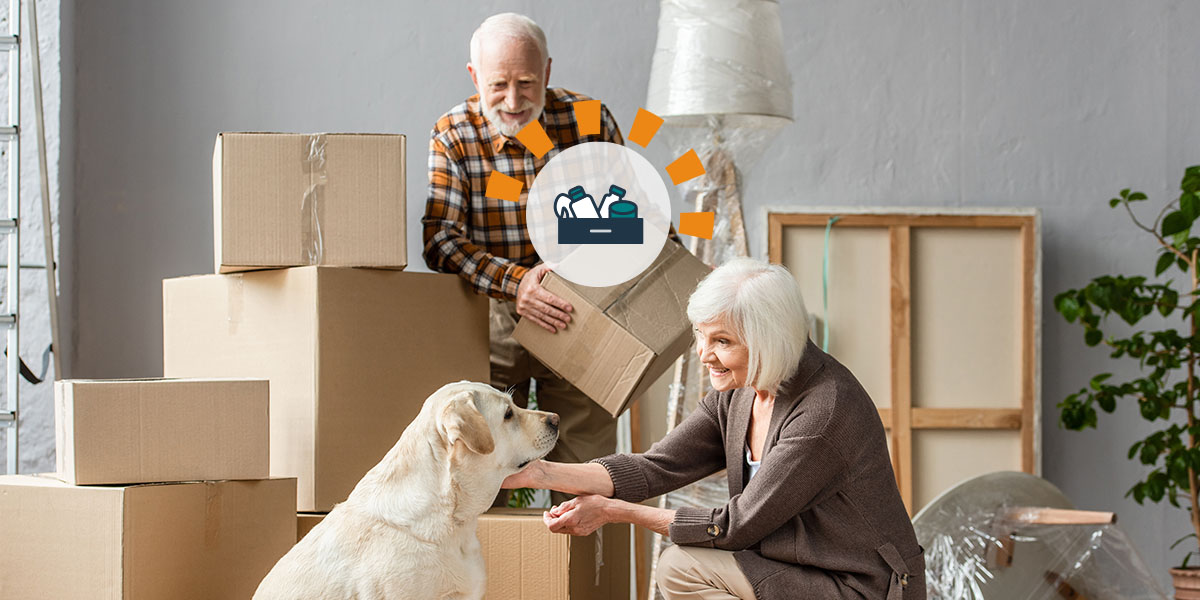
[61,0,1198,588]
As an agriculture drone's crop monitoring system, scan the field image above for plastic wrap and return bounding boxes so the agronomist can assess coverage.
[301,134,327,265]
[915,472,1169,599]
[647,0,793,121]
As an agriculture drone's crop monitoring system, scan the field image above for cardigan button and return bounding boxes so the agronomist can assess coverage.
[900,573,909,586]
[706,525,720,537]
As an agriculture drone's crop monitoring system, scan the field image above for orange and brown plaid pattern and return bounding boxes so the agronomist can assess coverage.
[423,87,624,300]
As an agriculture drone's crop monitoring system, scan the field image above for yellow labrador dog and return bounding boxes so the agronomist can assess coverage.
[254,381,559,599]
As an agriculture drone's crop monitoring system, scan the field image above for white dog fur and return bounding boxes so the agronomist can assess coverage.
[254,381,559,600]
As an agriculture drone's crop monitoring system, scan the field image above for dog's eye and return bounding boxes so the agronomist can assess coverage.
[504,408,514,421]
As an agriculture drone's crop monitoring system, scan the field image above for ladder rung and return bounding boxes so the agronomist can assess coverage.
[0,126,16,139]
[0,36,16,50]
[0,411,14,424]
[0,315,14,326]
[0,218,15,233]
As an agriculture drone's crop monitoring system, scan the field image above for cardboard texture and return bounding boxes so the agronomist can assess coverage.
[513,241,709,416]
[0,475,296,599]
[478,509,630,600]
[55,378,269,485]
[162,267,490,511]
[297,512,326,542]
[213,132,407,273]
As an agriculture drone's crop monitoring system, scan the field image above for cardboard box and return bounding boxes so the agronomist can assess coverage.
[297,512,326,542]
[478,508,630,600]
[0,475,296,599]
[55,378,269,485]
[514,241,709,416]
[213,132,407,273]
[163,267,490,511]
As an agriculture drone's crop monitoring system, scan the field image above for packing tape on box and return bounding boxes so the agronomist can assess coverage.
[301,134,328,265]
[204,482,223,547]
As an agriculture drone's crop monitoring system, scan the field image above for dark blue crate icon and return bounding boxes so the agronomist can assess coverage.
[558,217,643,245]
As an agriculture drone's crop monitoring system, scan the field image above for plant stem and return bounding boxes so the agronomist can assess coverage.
[1188,248,1200,556]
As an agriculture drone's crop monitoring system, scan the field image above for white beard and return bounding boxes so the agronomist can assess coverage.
[481,94,545,138]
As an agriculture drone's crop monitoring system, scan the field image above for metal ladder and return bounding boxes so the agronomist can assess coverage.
[0,0,22,475]
[1,0,59,475]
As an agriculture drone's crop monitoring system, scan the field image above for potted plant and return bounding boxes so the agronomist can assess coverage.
[1055,165,1200,598]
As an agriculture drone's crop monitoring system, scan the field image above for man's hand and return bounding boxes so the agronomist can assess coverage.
[543,495,614,536]
[516,263,574,333]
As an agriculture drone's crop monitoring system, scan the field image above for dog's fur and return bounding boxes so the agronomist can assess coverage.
[254,381,559,600]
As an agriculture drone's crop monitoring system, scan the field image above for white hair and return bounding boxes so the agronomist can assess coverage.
[469,13,549,68]
[687,258,810,394]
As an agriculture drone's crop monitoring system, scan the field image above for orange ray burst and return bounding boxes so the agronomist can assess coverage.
[627,108,664,148]
[666,149,705,185]
[679,212,715,240]
[515,120,554,158]
[486,171,524,203]
[573,100,602,136]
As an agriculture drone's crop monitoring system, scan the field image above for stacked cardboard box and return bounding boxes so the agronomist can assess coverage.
[0,378,296,599]
[171,133,490,517]
[286,509,631,599]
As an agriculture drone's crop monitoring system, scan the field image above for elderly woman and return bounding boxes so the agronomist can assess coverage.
[502,258,924,599]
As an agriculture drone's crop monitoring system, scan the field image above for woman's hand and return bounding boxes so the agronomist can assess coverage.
[543,495,613,536]
[501,459,545,490]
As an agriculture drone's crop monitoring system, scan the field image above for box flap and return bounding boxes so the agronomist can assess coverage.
[514,274,655,416]
[604,241,709,354]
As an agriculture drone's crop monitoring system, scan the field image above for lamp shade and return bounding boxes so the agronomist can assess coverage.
[646,0,793,124]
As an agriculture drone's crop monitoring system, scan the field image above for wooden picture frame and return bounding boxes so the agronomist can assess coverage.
[768,210,1040,514]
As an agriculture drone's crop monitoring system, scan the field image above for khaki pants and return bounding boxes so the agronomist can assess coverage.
[489,299,617,505]
[656,545,756,600]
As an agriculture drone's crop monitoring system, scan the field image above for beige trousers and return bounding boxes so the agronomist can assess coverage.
[489,299,618,504]
[657,545,757,600]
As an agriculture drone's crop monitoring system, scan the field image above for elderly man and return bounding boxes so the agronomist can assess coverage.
[422,13,623,498]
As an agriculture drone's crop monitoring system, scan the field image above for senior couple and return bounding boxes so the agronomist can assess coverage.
[426,12,924,600]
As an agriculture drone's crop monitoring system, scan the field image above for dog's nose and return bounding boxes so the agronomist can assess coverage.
[546,413,559,430]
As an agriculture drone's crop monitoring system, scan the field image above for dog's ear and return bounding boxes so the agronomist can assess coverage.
[438,392,495,455]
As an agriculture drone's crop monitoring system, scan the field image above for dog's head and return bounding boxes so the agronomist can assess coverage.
[431,381,559,474]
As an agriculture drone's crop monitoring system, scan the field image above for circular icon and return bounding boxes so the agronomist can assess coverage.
[526,142,670,288]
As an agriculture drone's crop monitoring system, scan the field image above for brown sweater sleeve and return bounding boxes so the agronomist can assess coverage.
[670,425,851,550]
[592,391,726,503]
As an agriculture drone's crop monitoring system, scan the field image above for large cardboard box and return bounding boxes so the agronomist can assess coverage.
[514,241,709,416]
[162,267,490,511]
[55,378,269,485]
[478,509,630,600]
[0,475,296,599]
[297,512,326,542]
[213,132,406,273]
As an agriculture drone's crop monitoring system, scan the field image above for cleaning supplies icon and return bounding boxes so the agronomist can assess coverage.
[555,184,643,245]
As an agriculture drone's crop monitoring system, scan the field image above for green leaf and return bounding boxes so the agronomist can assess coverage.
[1161,288,1180,316]
[1183,192,1200,221]
[1055,293,1082,322]
[1163,211,1192,236]
[1085,329,1103,346]
[1129,191,1148,202]
[1110,198,1122,208]
[1182,166,1200,194]
[1157,252,1177,276]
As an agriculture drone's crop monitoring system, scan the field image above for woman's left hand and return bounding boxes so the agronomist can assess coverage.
[543,495,612,536]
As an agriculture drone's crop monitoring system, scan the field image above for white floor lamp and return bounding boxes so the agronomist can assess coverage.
[644,1,794,598]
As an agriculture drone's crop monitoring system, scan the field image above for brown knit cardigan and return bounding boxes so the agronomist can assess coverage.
[595,340,926,599]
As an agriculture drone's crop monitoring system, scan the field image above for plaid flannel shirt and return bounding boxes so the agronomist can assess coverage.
[423,87,625,300]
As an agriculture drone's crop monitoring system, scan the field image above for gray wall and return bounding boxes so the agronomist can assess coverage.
[63,0,1197,588]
